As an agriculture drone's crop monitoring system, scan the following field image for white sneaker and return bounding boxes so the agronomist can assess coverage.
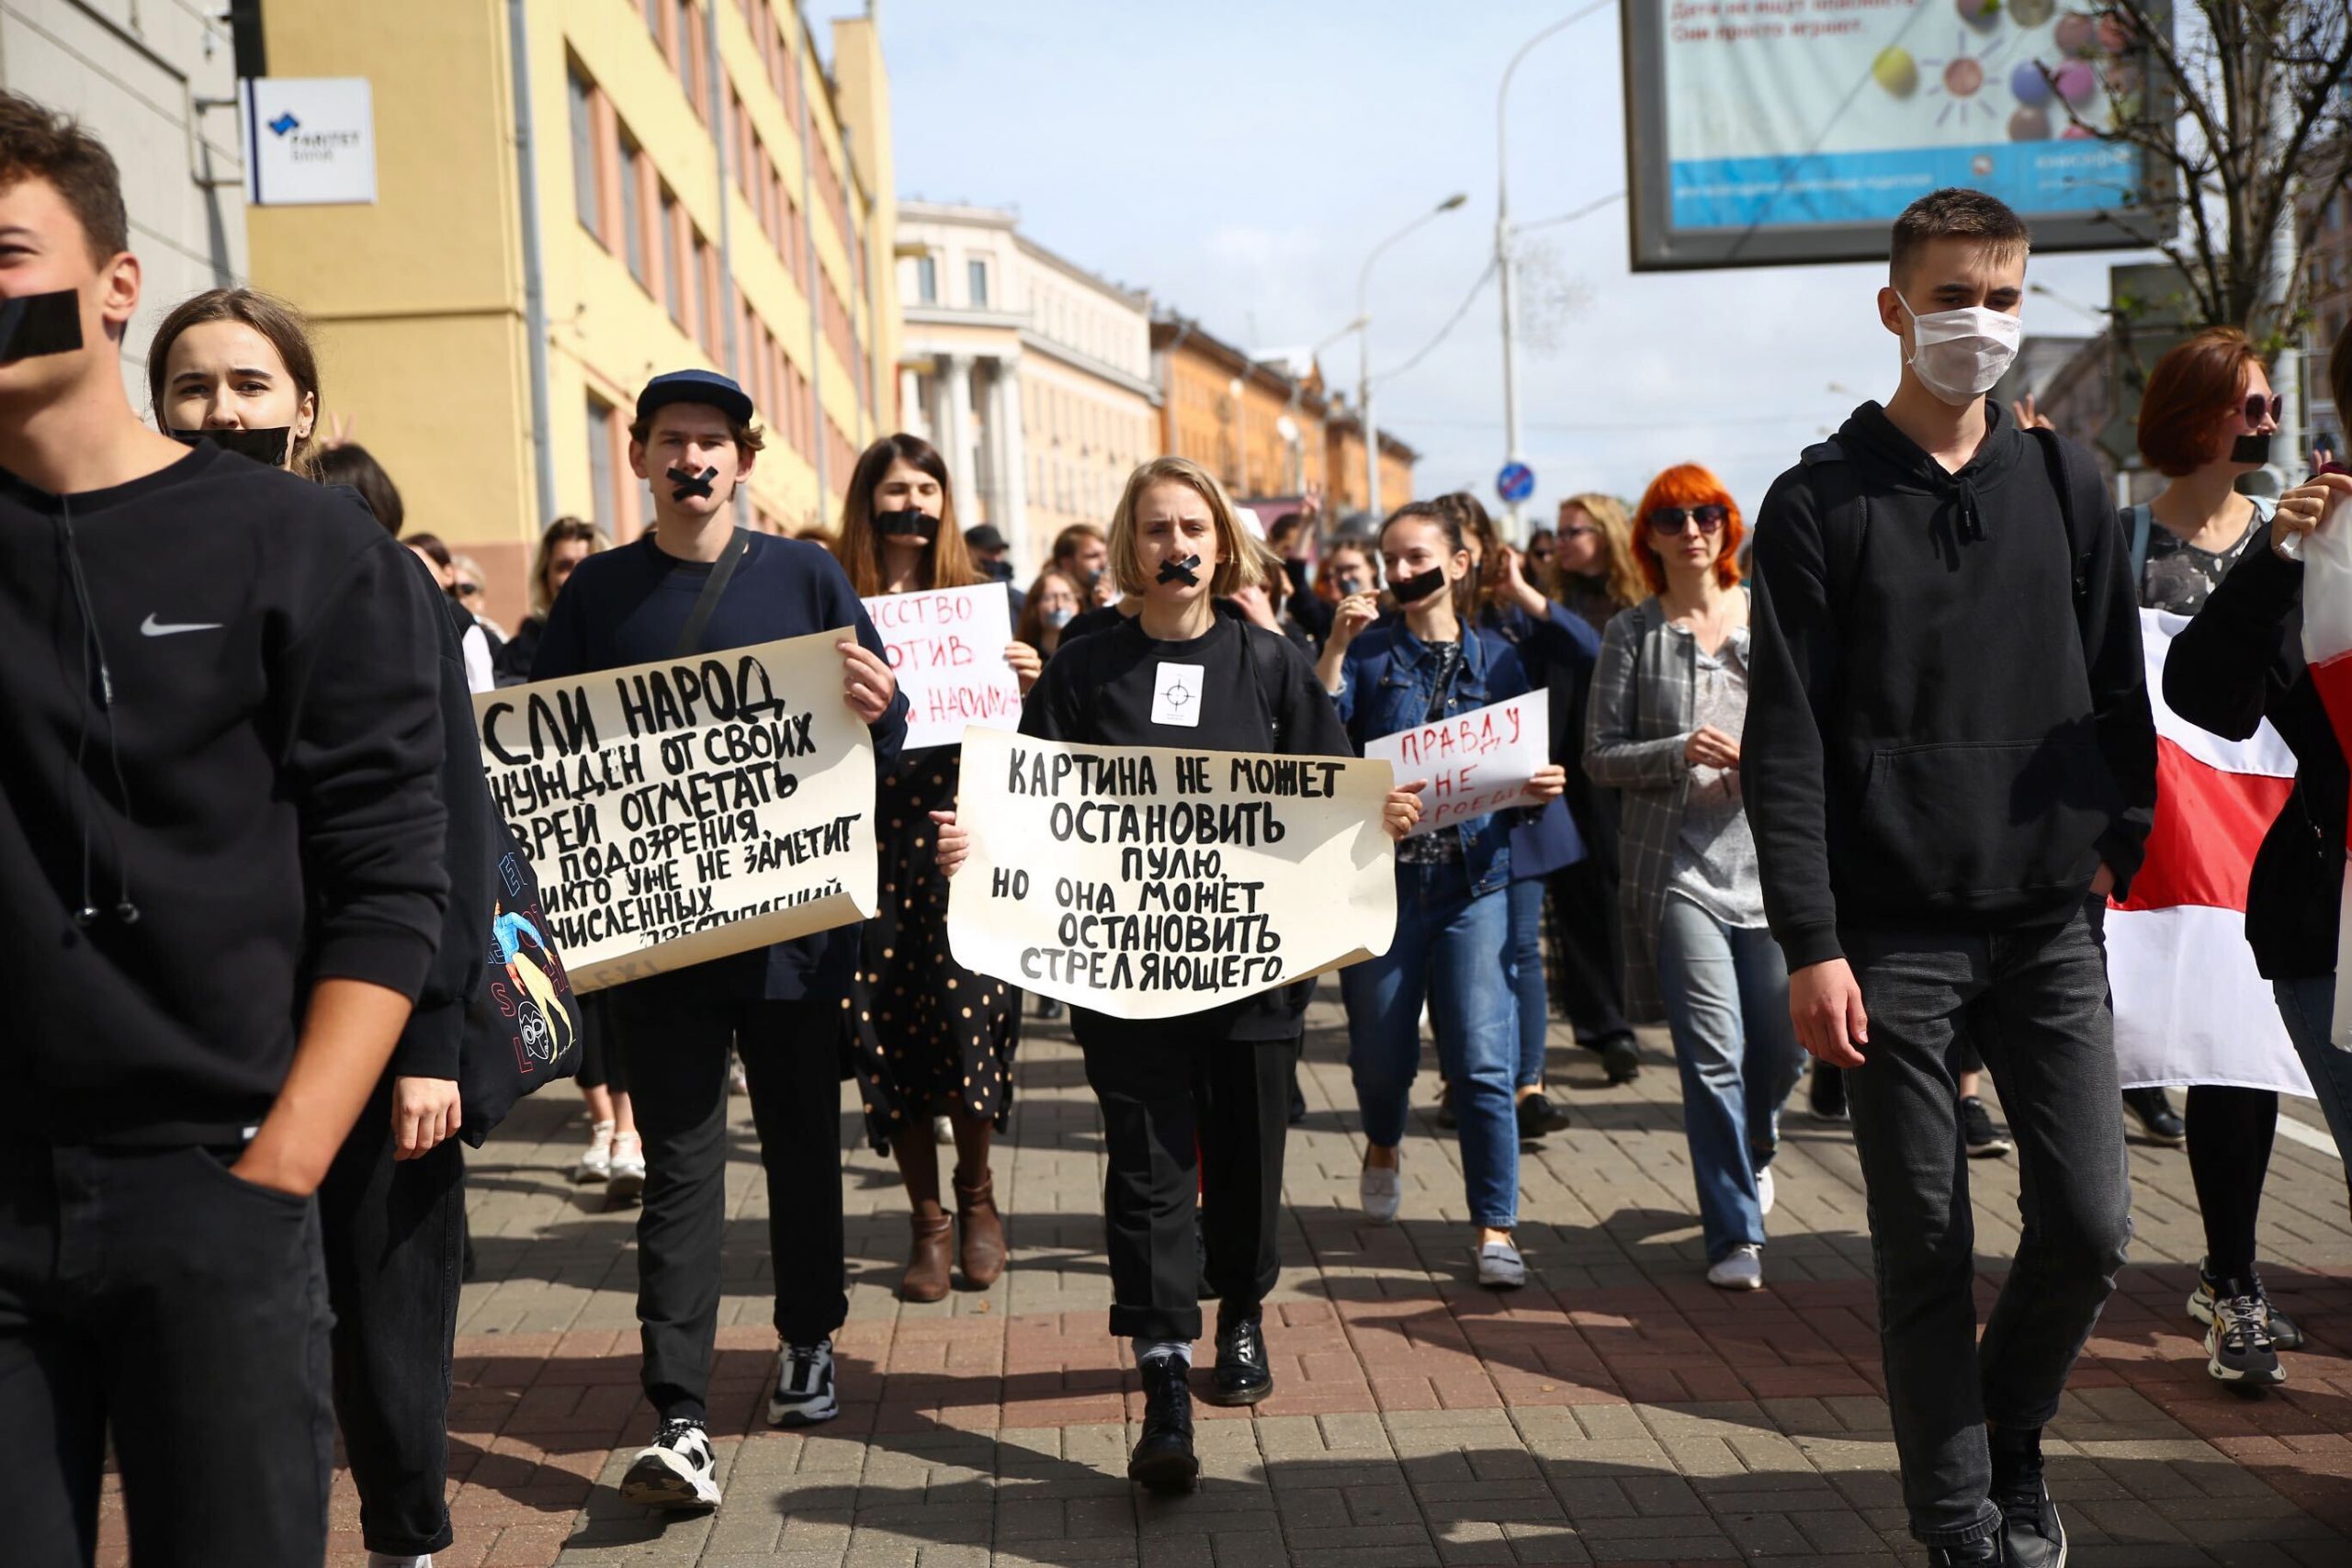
[574,1120,615,1183]
[1756,1166,1776,1217]
[769,1338,839,1427]
[933,1113,955,1145]
[1359,1158,1401,1224]
[607,1132,646,1201]
[1475,1238,1527,1290]
[729,1053,749,1095]
[619,1417,719,1509]
[1707,1244,1765,1291]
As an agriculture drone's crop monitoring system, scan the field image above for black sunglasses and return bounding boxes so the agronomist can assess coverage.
[2244,393,2283,425]
[1646,503,1728,536]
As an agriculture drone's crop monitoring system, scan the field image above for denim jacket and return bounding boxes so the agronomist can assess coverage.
[1336,618,1533,898]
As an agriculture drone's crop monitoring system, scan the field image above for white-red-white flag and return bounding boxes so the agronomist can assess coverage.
[2300,510,2352,1052]
[2109,611,2312,1094]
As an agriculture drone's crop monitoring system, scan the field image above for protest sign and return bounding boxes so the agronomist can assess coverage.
[947,727,1397,1019]
[1364,692,1550,837]
[474,631,876,991]
[862,581,1022,750]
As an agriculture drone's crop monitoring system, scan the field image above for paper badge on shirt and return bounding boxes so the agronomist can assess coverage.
[1150,661,1205,728]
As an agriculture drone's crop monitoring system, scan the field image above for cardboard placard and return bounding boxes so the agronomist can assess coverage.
[862,581,1023,750]
[1364,692,1550,837]
[474,631,876,992]
[947,728,1397,1019]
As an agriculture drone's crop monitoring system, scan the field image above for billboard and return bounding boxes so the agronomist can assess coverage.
[1623,1,2163,271]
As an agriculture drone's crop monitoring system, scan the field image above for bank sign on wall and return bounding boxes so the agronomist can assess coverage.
[1622,1,2158,269]
[241,78,378,206]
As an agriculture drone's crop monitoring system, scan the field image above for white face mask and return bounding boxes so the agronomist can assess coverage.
[1898,292,2024,407]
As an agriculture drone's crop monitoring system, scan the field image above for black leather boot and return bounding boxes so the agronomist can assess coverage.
[1208,1304,1273,1406]
[1126,1355,1199,1495]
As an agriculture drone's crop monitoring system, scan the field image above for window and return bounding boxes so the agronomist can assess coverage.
[661,188,684,325]
[915,254,937,304]
[967,258,989,309]
[674,0,701,114]
[568,66,601,242]
[586,396,617,534]
[695,233,717,350]
[679,225,702,345]
[617,137,647,287]
[641,0,661,41]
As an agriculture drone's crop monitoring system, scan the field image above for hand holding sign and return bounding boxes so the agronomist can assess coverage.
[840,640,897,723]
[1364,692,1554,838]
[1384,782,1426,840]
[1003,639,1043,694]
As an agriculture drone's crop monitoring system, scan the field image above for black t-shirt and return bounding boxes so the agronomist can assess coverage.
[1021,614,1354,1043]
[1056,595,1246,652]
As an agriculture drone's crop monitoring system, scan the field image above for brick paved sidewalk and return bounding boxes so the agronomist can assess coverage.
[105,998,2352,1565]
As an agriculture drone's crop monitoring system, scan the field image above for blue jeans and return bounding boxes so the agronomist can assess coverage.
[1343,861,1521,1230]
[1654,896,1804,1263]
[1506,876,1550,1090]
[2273,976,2352,1178]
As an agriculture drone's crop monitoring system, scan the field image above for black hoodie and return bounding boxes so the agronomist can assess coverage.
[0,443,450,1144]
[1743,399,2156,971]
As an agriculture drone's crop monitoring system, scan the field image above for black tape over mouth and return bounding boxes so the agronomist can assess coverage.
[667,465,719,501]
[1156,554,1203,586]
[876,508,940,541]
[1390,565,1448,604]
[172,426,292,467]
[0,288,84,364]
[2231,432,2273,465]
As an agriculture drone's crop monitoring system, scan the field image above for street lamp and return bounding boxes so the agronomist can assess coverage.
[1497,2,1611,536]
[1361,193,1468,520]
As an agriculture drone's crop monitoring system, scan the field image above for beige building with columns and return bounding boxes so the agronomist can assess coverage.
[895,201,1159,576]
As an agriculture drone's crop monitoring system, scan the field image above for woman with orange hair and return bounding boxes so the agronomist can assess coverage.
[1584,464,1804,1292]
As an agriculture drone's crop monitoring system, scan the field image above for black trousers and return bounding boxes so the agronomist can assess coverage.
[1080,1032,1291,1342]
[610,984,848,1421]
[318,1075,465,1557]
[1546,854,1635,1052]
[0,1140,335,1568]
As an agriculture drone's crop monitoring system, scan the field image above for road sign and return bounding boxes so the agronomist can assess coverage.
[1496,462,1535,504]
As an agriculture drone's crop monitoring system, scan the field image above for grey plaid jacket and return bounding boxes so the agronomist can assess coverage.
[1581,594,1744,1022]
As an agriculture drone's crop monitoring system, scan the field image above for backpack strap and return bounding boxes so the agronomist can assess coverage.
[2026,424,2110,616]
[1800,438,1869,615]
[2121,502,2154,587]
[670,527,751,659]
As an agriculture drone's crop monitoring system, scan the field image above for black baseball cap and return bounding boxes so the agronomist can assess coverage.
[636,368,754,425]
[964,524,1009,552]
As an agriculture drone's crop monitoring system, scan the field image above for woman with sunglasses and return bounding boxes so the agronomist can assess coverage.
[1585,465,1804,1292]
[2105,327,2305,1388]
[1325,502,1568,1290]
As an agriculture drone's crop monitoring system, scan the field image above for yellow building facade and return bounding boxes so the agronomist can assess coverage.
[250,0,898,629]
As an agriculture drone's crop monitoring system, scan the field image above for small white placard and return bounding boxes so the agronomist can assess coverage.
[1149,662,1205,728]
[242,78,378,207]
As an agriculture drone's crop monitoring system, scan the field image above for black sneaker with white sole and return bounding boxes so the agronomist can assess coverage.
[620,1417,719,1510]
[769,1338,839,1427]
[2202,1280,2286,1388]
[1961,1096,2013,1158]
[1992,1434,2066,1568]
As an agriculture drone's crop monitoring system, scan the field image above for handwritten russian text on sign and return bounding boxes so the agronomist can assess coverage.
[861,581,1022,750]
[948,728,1397,1020]
[474,631,876,992]
[1364,692,1550,838]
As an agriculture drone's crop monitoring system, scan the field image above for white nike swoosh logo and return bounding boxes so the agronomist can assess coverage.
[141,614,223,637]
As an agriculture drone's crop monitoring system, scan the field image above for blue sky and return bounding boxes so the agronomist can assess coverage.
[875,0,2146,522]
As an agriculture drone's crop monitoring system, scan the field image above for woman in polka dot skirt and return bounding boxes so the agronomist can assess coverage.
[832,434,1041,1301]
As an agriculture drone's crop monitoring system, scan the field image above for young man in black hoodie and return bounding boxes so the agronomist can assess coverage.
[531,368,907,1511]
[0,94,450,1565]
[1746,189,2155,1568]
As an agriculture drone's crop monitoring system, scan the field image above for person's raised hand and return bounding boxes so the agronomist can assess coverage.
[392,1076,463,1160]
[1004,639,1043,694]
[1685,726,1741,769]
[1330,592,1379,649]
[840,640,897,723]
[930,809,969,877]
[1790,959,1868,1068]
[2274,473,2352,557]
[1229,583,1283,632]
[1382,780,1426,840]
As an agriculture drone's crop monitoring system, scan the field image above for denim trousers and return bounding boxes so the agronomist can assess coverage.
[2272,976,2352,1184]
[1343,860,1521,1229]
[1506,875,1552,1090]
[1653,896,1803,1263]
[1,1140,336,1568]
[1843,908,2132,1547]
